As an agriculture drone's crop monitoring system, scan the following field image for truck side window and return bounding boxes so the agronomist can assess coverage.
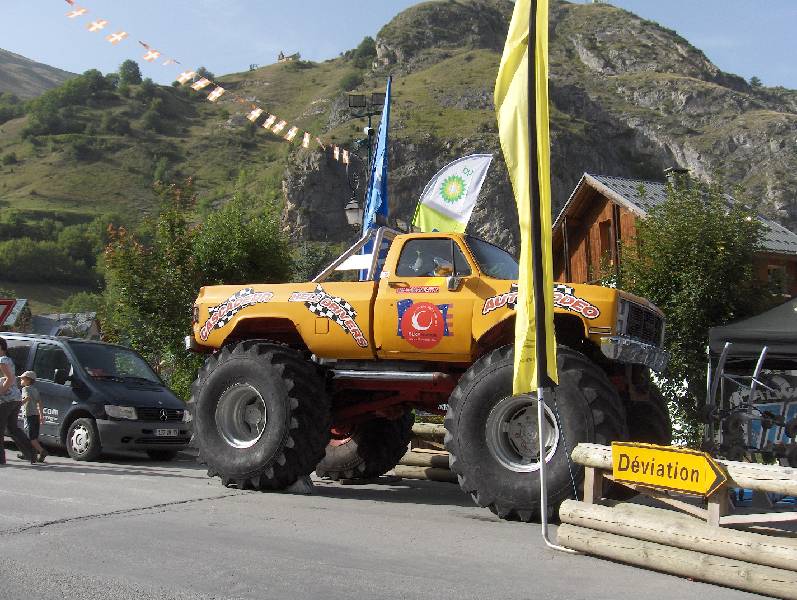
[33,345,72,383]
[396,239,454,278]
[453,243,472,277]
[6,340,33,375]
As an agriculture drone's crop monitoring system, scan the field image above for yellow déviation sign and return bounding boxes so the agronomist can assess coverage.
[611,442,728,497]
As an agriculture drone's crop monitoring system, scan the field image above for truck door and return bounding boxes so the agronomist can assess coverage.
[31,343,77,443]
[374,236,478,361]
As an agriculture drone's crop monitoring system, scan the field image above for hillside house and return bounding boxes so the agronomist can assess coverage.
[552,172,797,297]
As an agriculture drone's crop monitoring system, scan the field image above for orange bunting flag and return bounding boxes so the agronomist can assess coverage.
[284,126,299,142]
[191,77,211,91]
[207,86,225,102]
[342,149,350,164]
[143,50,161,62]
[262,114,277,129]
[65,0,75,4]
[302,132,311,149]
[272,120,287,134]
[176,71,196,85]
[66,8,87,18]
[87,19,108,32]
[316,137,326,149]
[247,108,264,122]
[333,146,340,161]
[106,31,128,44]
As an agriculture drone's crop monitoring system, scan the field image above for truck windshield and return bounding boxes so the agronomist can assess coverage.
[68,342,161,384]
[465,236,519,280]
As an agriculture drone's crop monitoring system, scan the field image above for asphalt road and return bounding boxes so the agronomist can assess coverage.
[0,447,769,600]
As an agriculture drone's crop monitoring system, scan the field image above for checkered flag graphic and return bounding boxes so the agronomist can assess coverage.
[554,283,575,296]
[305,284,357,332]
[208,288,256,328]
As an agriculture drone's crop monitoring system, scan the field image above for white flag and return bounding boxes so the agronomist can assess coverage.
[412,154,492,233]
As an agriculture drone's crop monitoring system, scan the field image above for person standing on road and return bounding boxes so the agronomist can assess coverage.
[0,336,36,465]
[18,371,47,463]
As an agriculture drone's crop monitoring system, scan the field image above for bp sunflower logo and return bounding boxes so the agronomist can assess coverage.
[440,175,466,204]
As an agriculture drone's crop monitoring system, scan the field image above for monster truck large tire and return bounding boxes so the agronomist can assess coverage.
[191,342,330,490]
[445,345,627,522]
[315,411,414,480]
[627,385,672,445]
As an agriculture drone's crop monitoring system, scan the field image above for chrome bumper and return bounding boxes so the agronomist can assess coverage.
[600,336,669,372]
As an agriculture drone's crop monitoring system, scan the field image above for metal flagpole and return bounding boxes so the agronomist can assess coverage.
[527,0,575,553]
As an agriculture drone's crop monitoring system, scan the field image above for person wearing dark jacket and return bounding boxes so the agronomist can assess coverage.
[0,336,36,465]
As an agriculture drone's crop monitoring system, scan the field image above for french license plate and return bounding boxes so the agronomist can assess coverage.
[155,429,179,437]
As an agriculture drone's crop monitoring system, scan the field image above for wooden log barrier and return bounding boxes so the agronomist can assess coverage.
[559,500,797,571]
[393,465,458,484]
[399,449,450,469]
[557,524,797,600]
[411,423,447,441]
[571,443,797,497]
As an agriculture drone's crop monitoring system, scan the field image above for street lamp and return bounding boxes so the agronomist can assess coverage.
[348,92,386,169]
[344,198,363,227]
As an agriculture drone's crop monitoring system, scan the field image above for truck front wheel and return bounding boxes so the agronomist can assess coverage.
[445,345,627,522]
[191,342,331,490]
[315,412,414,480]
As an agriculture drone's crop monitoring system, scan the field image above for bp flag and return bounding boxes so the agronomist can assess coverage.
[495,0,558,392]
[412,154,492,233]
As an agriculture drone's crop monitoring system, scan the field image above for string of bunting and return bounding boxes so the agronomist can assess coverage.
[62,0,351,165]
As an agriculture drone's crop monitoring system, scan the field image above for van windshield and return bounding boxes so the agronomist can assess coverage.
[68,342,161,384]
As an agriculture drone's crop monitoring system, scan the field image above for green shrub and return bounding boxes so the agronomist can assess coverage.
[1,152,17,165]
[340,71,363,91]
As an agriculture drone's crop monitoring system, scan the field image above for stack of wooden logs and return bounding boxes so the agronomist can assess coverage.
[558,443,797,599]
[393,423,457,483]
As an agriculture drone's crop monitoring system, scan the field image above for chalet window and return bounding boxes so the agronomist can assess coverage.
[599,220,612,264]
[768,265,789,295]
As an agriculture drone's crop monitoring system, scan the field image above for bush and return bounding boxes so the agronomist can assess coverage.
[100,112,131,135]
[340,71,363,91]
[0,238,98,286]
[1,152,17,165]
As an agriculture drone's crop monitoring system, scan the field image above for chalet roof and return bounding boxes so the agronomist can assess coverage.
[554,173,797,256]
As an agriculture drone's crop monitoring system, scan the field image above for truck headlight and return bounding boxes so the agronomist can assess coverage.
[105,405,138,420]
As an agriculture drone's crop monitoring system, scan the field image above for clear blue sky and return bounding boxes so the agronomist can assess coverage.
[1,1,795,88]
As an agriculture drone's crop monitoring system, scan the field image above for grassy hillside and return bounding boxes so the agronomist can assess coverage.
[0,49,75,99]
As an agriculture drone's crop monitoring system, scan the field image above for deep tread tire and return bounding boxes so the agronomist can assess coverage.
[66,417,102,462]
[445,345,627,522]
[627,386,672,445]
[191,342,331,490]
[315,412,414,480]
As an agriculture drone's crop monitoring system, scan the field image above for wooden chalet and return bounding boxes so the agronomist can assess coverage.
[552,172,797,297]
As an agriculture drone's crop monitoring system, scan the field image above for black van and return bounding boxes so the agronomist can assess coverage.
[2,333,191,461]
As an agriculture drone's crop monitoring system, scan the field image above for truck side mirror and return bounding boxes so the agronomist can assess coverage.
[447,276,464,292]
[53,368,70,386]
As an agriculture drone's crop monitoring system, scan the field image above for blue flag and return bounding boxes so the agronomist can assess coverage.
[360,77,392,280]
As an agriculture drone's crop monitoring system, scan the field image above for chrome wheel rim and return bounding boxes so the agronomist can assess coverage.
[215,384,267,449]
[485,394,560,473]
[70,424,91,455]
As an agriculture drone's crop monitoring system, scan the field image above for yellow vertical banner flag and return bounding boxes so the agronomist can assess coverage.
[495,0,558,393]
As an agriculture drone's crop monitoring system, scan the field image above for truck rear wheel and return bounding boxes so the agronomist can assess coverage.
[627,386,672,445]
[445,345,627,522]
[315,412,414,480]
[191,342,331,490]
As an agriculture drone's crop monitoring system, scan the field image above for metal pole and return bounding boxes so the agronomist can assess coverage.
[528,0,573,553]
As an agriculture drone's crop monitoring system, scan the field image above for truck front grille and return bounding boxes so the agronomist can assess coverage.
[625,303,663,346]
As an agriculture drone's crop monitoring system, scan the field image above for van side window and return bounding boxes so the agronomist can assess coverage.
[33,345,72,382]
[6,340,33,375]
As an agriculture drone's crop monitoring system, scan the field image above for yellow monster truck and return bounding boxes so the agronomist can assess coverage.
[187,227,670,521]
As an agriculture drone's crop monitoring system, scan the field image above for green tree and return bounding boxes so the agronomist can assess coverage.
[353,36,377,68]
[61,291,105,314]
[119,60,143,85]
[340,71,363,91]
[619,177,766,444]
[749,76,763,88]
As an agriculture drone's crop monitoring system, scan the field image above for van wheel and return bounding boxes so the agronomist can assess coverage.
[146,450,179,461]
[66,418,102,461]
